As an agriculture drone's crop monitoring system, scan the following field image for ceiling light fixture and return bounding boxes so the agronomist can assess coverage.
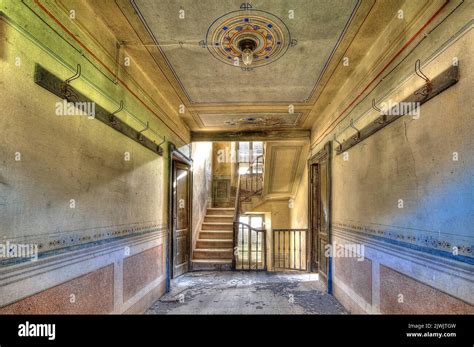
[238,38,257,66]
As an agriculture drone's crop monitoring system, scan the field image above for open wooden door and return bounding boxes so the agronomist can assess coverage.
[171,159,191,278]
[309,142,332,292]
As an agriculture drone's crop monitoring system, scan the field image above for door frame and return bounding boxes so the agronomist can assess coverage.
[167,143,193,290]
[307,141,333,293]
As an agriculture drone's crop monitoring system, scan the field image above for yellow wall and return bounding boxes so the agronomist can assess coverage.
[297,0,474,313]
[0,0,190,313]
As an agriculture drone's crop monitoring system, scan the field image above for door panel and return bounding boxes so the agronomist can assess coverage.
[310,164,319,272]
[173,164,190,278]
[309,142,332,280]
[318,160,329,278]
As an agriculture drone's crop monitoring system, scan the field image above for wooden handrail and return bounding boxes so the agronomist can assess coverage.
[232,175,241,269]
[235,222,265,232]
[233,175,241,224]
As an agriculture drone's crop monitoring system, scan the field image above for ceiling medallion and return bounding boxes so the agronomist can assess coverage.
[204,3,293,70]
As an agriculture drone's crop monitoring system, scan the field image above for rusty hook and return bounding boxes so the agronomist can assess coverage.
[372,99,383,113]
[350,119,361,141]
[157,136,166,147]
[65,64,81,84]
[415,59,432,96]
[139,121,149,134]
[372,98,388,124]
[333,133,342,152]
[112,100,124,115]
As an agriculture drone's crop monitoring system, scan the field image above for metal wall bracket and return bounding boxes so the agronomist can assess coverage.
[335,63,459,154]
[34,64,163,156]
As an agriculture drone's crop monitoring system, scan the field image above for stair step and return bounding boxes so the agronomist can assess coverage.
[196,239,233,248]
[206,208,235,216]
[191,259,232,271]
[192,259,232,264]
[202,222,233,231]
[204,215,234,223]
[199,230,233,239]
[193,248,233,259]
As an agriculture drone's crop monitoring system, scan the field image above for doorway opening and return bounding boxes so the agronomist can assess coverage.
[169,146,192,281]
[308,141,333,293]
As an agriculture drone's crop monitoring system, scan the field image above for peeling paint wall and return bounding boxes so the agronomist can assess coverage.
[290,166,308,229]
[0,0,188,313]
[302,2,474,313]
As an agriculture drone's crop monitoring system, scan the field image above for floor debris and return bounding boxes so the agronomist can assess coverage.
[146,271,347,315]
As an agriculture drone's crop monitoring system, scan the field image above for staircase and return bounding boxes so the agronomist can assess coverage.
[192,207,235,270]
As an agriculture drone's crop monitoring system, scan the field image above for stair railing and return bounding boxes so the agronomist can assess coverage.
[232,153,266,270]
[234,222,266,270]
[240,154,264,202]
[232,175,242,270]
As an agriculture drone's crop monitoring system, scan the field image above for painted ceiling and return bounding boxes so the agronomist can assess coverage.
[132,0,359,105]
[64,0,447,135]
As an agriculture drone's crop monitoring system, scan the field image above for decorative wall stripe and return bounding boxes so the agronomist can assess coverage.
[0,230,165,310]
[332,228,474,307]
[333,221,473,264]
[1,223,167,267]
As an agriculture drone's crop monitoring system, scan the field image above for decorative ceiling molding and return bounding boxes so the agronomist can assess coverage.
[80,0,446,136]
[128,0,361,105]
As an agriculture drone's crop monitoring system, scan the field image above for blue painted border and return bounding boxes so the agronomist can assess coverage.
[336,227,474,266]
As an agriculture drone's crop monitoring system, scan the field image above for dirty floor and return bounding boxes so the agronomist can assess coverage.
[146,271,347,314]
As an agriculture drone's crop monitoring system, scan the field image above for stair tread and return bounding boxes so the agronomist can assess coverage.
[192,259,232,263]
[202,222,233,224]
[199,232,233,235]
[207,208,235,210]
[194,248,233,252]
[205,215,234,218]
[197,238,233,242]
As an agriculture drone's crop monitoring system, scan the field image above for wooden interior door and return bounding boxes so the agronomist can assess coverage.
[309,142,332,281]
[310,163,320,272]
[172,161,190,278]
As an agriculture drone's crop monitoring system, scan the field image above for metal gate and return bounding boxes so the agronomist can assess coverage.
[273,229,307,271]
[234,222,266,270]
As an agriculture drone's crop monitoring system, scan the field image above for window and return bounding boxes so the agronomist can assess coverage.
[238,141,263,174]
[239,214,265,229]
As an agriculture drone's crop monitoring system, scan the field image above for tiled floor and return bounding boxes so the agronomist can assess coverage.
[146,271,347,314]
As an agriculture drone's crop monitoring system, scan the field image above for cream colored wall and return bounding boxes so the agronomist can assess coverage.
[290,166,308,229]
[251,200,290,230]
[0,0,188,312]
[212,142,233,177]
[306,1,474,312]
